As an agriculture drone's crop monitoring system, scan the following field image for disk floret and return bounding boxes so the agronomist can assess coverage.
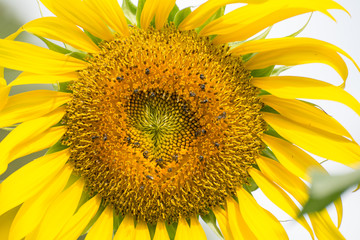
[63,25,266,223]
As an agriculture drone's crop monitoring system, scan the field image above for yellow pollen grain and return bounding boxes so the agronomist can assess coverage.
[63,25,266,223]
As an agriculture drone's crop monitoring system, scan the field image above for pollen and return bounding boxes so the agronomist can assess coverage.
[63,25,266,223]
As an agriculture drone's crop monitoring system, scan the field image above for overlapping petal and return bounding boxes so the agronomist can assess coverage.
[85,206,114,240]
[9,72,78,86]
[141,0,176,29]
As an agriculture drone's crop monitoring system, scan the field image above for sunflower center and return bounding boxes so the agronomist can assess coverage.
[63,25,266,223]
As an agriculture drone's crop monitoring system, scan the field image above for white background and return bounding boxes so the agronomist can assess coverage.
[1,0,359,239]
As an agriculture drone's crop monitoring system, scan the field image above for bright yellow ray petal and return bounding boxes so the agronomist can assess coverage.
[9,72,78,86]
[226,197,256,240]
[40,0,114,40]
[21,17,99,53]
[213,207,234,240]
[0,39,86,74]
[0,90,71,128]
[55,196,101,240]
[86,0,129,36]
[174,218,191,240]
[257,154,343,228]
[135,221,151,240]
[0,206,20,240]
[0,149,70,216]
[249,168,314,239]
[154,0,176,29]
[179,0,267,30]
[10,126,66,165]
[0,107,66,174]
[0,85,10,111]
[189,217,207,240]
[9,165,73,240]
[200,0,346,43]
[240,38,358,87]
[237,188,288,239]
[31,178,85,240]
[310,211,345,240]
[113,215,135,240]
[252,76,360,117]
[261,95,353,139]
[263,113,360,167]
[85,206,114,240]
[140,0,158,29]
[153,221,169,240]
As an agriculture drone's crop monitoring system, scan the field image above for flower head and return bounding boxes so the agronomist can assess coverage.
[0,0,359,239]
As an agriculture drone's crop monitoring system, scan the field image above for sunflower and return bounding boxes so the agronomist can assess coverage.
[0,0,360,239]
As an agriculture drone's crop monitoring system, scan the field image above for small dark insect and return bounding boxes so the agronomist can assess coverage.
[200,99,208,104]
[139,185,145,190]
[116,76,124,81]
[198,156,204,161]
[189,91,196,97]
[200,74,205,80]
[156,158,163,163]
[126,137,131,142]
[214,142,220,148]
[91,135,99,141]
[199,84,206,90]
[128,24,134,28]
[146,175,154,180]
[202,129,207,134]
[103,134,108,141]
[134,89,139,93]
[143,151,149,159]
[173,155,178,162]
[217,112,227,120]
[134,142,140,147]
[145,68,150,75]
[150,92,155,97]
[168,168,173,172]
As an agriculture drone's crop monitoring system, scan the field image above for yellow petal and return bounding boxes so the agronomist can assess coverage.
[257,153,343,228]
[10,72,78,86]
[213,207,234,240]
[263,112,360,167]
[85,206,114,240]
[154,0,176,29]
[189,217,207,240]
[241,38,358,87]
[153,221,169,240]
[249,168,314,239]
[9,126,66,168]
[179,0,267,30]
[9,164,73,240]
[140,0,158,29]
[22,17,99,53]
[55,196,101,240]
[86,0,129,36]
[0,90,71,128]
[236,188,288,239]
[31,178,85,240]
[0,39,86,74]
[225,197,256,240]
[0,149,70,216]
[252,76,360,118]
[0,85,10,111]
[261,95,353,139]
[0,206,21,240]
[201,0,346,43]
[310,211,345,240]
[134,221,151,240]
[40,0,113,40]
[113,215,135,240]
[0,107,66,174]
[174,218,191,240]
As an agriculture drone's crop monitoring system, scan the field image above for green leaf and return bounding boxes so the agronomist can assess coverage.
[299,169,360,216]
[201,211,224,240]
[37,36,72,55]
[84,29,103,46]
[122,0,137,24]
[196,6,225,33]
[251,65,275,77]
[168,4,180,23]
[243,176,259,193]
[136,0,146,28]
[174,7,192,27]
[271,66,292,76]
[147,223,156,240]
[261,147,278,161]
[287,13,312,38]
[165,222,177,240]
[46,140,68,155]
